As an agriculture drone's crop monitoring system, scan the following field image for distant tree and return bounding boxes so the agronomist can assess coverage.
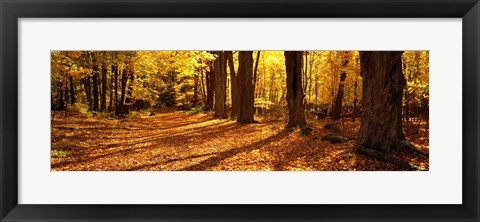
[332,52,349,120]
[226,51,239,118]
[100,53,108,111]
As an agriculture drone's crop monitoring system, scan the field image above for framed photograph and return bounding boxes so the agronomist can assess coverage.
[1,0,478,221]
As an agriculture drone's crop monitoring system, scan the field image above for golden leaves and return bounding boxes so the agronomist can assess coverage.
[51,111,429,171]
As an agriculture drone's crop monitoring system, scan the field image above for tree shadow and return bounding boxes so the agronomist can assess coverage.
[178,130,292,171]
[51,121,242,169]
[125,152,216,171]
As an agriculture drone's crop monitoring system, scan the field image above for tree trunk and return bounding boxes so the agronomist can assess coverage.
[213,51,227,118]
[205,63,215,111]
[58,89,65,110]
[101,64,107,111]
[226,51,239,118]
[83,76,92,110]
[284,51,307,128]
[355,51,408,155]
[123,63,135,114]
[352,79,358,122]
[200,67,207,107]
[109,64,115,111]
[69,77,75,105]
[192,73,199,106]
[308,53,314,108]
[114,64,119,113]
[332,54,348,120]
[252,51,261,100]
[92,62,99,112]
[237,51,255,123]
[116,66,128,115]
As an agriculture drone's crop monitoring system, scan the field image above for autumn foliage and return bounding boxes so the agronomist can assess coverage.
[51,51,429,171]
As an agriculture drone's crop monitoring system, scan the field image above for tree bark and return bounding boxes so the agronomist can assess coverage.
[92,60,99,112]
[192,73,199,106]
[109,64,116,111]
[114,64,119,113]
[226,51,239,118]
[352,79,358,122]
[284,51,307,128]
[252,51,261,100]
[205,63,215,111]
[213,51,227,118]
[83,76,92,110]
[237,51,255,123]
[123,62,135,114]
[200,66,207,107]
[355,51,408,155]
[116,66,128,115]
[332,53,349,120]
[69,76,75,105]
[101,64,107,111]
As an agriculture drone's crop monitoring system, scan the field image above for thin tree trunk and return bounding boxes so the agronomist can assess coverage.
[123,63,135,114]
[64,82,70,105]
[92,59,99,112]
[116,67,128,115]
[332,53,348,120]
[200,67,207,106]
[69,76,75,105]
[193,73,199,106]
[252,51,261,99]
[205,63,215,111]
[114,64,119,113]
[101,64,107,111]
[308,53,314,107]
[226,51,239,118]
[352,79,358,122]
[109,64,115,111]
[314,73,318,107]
[83,76,92,110]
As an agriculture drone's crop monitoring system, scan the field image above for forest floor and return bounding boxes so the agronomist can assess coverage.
[51,109,429,171]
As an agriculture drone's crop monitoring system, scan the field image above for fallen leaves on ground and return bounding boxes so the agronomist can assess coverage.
[51,110,429,171]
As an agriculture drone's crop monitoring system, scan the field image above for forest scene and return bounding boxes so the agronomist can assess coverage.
[51,50,429,171]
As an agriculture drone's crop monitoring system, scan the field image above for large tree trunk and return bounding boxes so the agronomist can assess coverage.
[284,51,307,128]
[355,51,408,155]
[237,51,255,123]
[226,51,239,118]
[214,51,227,118]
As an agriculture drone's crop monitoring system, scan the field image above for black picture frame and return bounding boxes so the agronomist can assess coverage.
[1,0,478,221]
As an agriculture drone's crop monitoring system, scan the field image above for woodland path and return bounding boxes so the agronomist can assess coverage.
[51,111,428,171]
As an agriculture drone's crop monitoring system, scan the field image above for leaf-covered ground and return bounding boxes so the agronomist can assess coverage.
[51,111,429,171]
